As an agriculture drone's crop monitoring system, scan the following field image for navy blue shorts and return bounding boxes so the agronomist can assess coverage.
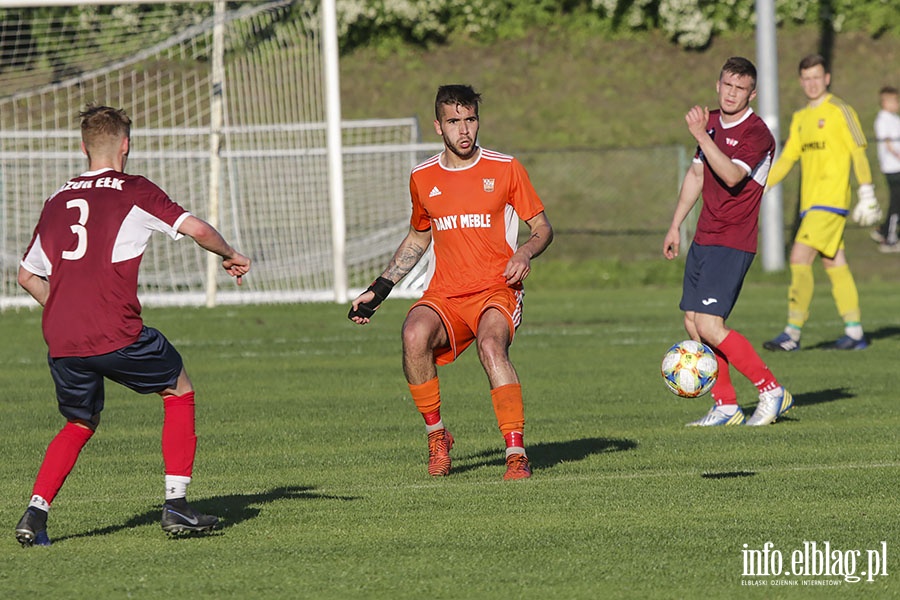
[48,326,184,422]
[679,243,755,319]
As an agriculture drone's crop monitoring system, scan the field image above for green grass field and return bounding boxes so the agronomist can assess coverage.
[1,281,899,598]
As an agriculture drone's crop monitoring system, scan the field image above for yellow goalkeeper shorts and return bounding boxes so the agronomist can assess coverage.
[794,208,846,258]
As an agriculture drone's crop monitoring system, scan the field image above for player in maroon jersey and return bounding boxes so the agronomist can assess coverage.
[14,104,250,546]
[663,57,793,427]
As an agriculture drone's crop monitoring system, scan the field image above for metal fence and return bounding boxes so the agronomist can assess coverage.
[514,145,692,262]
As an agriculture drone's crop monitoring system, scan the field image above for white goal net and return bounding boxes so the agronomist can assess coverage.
[0,1,437,309]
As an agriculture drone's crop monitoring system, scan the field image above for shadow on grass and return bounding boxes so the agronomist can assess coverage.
[701,471,756,479]
[803,325,900,350]
[51,485,358,544]
[865,325,900,342]
[744,386,853,408]
[740,387,854,425]
[746,388,856,414]
[788,387,854,409]
[453,436,637,475]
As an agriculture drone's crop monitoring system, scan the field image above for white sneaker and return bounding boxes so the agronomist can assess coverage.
[686,405,745,427]
[746,386,794,426]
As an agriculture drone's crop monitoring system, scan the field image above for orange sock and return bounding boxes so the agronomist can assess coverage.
[490,383,525,437]
[409,378,443,430]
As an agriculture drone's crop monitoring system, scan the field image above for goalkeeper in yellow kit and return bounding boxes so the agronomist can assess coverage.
[764,54,881,352]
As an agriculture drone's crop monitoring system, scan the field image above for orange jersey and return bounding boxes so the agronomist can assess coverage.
[410,148,545,296]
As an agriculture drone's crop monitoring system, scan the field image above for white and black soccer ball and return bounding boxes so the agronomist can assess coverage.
[660,340,718,398]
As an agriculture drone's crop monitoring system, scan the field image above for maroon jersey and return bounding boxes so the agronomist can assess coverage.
[692,108,775,253]
[20,169,190,357]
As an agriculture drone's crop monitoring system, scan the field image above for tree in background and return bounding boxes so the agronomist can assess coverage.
[1,0,897,73]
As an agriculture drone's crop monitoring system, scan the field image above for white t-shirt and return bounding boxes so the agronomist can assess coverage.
[875,109,900,174]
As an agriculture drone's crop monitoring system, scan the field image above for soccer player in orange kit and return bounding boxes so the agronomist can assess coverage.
[349,85,553,480]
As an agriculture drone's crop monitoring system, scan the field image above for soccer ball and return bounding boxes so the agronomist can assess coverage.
[660,340,718,398]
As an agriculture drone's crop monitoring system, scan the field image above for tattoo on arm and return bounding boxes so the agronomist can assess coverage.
[520,232,543,259]
[384,241,426,281]
[521,217,553,260]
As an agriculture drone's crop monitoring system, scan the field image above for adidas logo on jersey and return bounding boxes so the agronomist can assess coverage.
[429,186,442,197]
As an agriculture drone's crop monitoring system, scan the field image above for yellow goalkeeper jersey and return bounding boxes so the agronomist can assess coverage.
[768,93,872,213]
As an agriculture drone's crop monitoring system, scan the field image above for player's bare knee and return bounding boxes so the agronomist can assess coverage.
[401,329,428,358]
[694,317,727,347]
[476,336,509,362]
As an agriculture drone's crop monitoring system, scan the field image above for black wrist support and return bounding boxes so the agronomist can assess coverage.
[348,277,394,320]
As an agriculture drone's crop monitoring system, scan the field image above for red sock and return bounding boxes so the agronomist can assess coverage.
[717,331,779,392]
[422,410,441,426]
[162,392,196,477]
[33,422,94,504]
[709,346,737,406]
[504,431,524,449]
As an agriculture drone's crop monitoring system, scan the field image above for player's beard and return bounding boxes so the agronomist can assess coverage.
[444,133,478,162]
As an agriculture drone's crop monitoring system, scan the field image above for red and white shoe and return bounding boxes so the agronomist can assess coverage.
[503,453,532,480]
[427,428,454,477]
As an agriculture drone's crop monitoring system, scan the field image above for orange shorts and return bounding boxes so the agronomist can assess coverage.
[411,287,524,366]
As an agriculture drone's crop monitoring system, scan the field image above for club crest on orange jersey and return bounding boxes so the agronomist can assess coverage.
[483,178,495,192]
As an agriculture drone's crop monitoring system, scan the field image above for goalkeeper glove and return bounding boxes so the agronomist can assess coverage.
[348,276,394,320]
[851,184,882,226]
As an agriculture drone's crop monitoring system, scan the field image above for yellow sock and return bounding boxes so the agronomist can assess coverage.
[826,264,861,324]
[787,264,814,329]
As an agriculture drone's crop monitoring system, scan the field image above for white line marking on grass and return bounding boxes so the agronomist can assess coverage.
[387,460,900,491]
[43,462,900,507]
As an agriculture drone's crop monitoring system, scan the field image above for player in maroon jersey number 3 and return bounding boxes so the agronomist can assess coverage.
[15,104,250,546]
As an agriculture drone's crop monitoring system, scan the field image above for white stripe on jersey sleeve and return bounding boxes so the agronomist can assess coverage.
[503,203,518,252]
[480,148,513,162]
[412,153,441,174]
[112,206,188,264]
[21,234,52,277]
[748,154,773,187]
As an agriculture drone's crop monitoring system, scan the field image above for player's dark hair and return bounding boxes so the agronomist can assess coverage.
[879,86,899,96]
[720,57,757,90]
[80,103,131,150]
[798,54,828,74]
[434,84,481,121]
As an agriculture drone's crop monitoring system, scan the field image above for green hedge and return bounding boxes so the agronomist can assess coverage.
[2,1,898,60]
[332,0,900,50]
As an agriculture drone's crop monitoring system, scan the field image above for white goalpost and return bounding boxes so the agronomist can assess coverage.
[0,0,439,309]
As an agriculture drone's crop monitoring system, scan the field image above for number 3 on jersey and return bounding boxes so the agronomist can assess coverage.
[62,198,89,261]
